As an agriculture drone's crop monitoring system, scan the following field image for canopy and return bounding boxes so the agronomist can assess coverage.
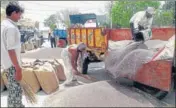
[69,13,97,25]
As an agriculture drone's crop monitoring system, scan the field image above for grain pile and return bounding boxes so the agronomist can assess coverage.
[105,38,174,79]
[1,69,8,89]
[42,81,167,107]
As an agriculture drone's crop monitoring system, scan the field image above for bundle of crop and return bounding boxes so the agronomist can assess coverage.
[1,69,8,89]
[33,62,59,94]
[1,75,5,92]
[20,79,38,104]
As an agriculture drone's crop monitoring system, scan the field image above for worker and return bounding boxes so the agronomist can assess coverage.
[48,32,56,48]
[130,7,155,41]
[61,42,88,85]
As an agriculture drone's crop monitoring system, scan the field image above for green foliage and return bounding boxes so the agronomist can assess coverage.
[153,1,175,27]
[111,1,160,28]
[44,14,57,30]
[153,9,174,27]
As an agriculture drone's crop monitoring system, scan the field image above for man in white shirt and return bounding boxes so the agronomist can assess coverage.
[129,7,155,41]
[1,2,24,107]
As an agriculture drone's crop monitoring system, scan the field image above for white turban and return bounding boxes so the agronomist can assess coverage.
[146,7,155,15]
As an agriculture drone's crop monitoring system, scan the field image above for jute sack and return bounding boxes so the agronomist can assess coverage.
[1,76,5,92]
[22,68,41,93]
[34,62,59,94]
[53,60,66,81]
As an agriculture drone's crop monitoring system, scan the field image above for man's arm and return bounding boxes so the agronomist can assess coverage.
[8,50,20,67]
[70,53,79,74]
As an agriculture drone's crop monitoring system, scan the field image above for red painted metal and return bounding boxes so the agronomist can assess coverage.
[133,60,172,91]
[108,28,175,41]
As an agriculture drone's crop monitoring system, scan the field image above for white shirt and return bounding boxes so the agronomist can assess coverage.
[130,11,153,30]
[1,18,22,69]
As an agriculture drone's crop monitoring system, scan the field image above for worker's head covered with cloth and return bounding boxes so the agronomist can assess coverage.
[77,42,87,52]
[146,7,155,18]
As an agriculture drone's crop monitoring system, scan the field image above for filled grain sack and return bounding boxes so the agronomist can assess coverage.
[22,68,41,93]
[52,60,66,81]
[34,62,59,94]
[1,76,5,92]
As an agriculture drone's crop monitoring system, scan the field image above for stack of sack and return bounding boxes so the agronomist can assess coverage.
[1,59,66,95]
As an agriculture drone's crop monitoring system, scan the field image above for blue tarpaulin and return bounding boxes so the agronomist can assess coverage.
[53,29,67,39]
[69,13,97,25]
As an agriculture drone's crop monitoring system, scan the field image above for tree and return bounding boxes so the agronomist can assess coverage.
[111,1,160,28]
[153,1,175,27]
[44,14,58,30]
[104,1,113,28]
[55,8,80,28]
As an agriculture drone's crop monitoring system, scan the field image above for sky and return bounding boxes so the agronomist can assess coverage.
[19,1,108,23]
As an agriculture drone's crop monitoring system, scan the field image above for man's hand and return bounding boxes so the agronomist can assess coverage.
[15,66,22,81]
[73,69,80,75]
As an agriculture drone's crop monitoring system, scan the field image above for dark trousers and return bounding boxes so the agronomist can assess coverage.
[82,57,101,74]
[50,38,56,48]
[130,23,145,41]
